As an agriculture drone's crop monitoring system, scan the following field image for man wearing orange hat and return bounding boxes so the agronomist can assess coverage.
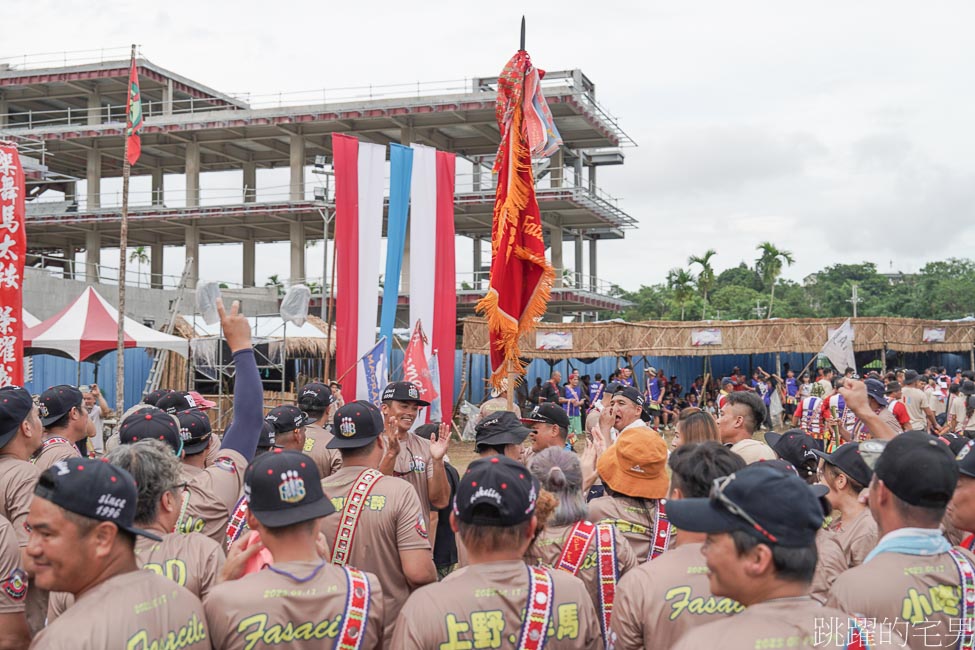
[587,427,671,562]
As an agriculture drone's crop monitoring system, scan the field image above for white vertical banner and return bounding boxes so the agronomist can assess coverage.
[821,318,856,374]
[409,144,437,360]
[356,142,386,400]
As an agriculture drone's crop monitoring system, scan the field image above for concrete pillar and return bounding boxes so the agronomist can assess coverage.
[400,124,416,146]
[150,243,164,289]
[588,165,597,193]
[63,245,76,280]
[162,79,174,117]
[185,142,200,207]
[289,135,305,201]
[574,232,584,288]
[86,148,101,209]
[589,238,598,291]
[85,230,101,282]
[243,163,256,203]
[551,149,564,188]
[573,151,583,187]
[151,168,164,206]
[472,236,482,289]
[289,221,305,284]
[87,89,101,126]
[550,226,563,288]
[0,97,7,128]
[64,181,77,204]
[185,224,199,289]
[242,238,256,287]
[472,159,481,192]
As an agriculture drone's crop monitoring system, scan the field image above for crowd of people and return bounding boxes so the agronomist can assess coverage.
[1,300,975,648]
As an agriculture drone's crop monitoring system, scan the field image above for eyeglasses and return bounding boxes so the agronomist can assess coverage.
[859,440,888,470]
[710,474,778,543]
[171,482,189,493]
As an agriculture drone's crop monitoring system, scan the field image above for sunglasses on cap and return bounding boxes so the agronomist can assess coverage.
[710,474,778,544]
[859,439,887,470]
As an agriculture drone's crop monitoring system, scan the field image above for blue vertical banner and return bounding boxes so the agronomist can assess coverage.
[379,144,414,366]
[358,337,388,407]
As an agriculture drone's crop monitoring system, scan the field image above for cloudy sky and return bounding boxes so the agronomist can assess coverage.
[8,0,975,291]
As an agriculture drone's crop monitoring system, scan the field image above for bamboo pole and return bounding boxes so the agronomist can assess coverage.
[323,221,337,381]
[115,43,136,417]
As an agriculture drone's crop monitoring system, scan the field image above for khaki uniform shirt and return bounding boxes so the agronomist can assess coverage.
[827,545,975,649]
[204,560,384,650]
[811,509,878,602]
[673,596,903,649]
[525,521,637,618]
[902,386,932,431]
[29,570,209,650]
[392,432,436,529]
[303,422,342,479]
[392,559,602,649]
[321,465,431,644]
[32,436,80,473]
[0,455,39,544]
[48,530,226,620]
[587,494,661,562]
[947,395,968,433]
[0,515,26,615]
[609,542,742,649]
[177,449,248,543]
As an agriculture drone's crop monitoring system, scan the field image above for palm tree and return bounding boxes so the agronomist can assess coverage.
[128,245,150,286]
[264,273,285,297]
[688,249,717,319]
[667,267,696,320]
[755,242,794,318]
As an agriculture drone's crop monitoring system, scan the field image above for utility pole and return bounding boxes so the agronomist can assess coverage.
[754,300,766,319]
[848,283,863,318]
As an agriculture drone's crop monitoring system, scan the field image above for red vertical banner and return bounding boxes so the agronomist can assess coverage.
[433,151,456,421]
[331,133,360,397]
[0,145,26,387]
[403,320,437,402]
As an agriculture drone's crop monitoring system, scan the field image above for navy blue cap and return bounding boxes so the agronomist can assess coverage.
[297,382,334,411]
[520,402,570,430]
[0,386,33,449]
[327,400,385,449]
[876,431,957,507]
[175,409,213,455]
[244,450,335,527]
[454,456,538,526]
[476,411,531,449]
[813,442,873,488]
[380,381,431,407]
[119,407,183,455]
[265,405,311,434]
[38,385,83,427]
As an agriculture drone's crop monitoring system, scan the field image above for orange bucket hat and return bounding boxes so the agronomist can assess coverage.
[596,428,669,500]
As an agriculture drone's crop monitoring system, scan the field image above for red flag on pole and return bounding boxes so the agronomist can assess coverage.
[124,56,143,166]
[0,144,26,387]
[476,49,561,386]
[403,320,438,403]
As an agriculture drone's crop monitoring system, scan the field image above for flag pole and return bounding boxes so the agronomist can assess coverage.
[115,43,136,417]
[520,16,526,51]
[323,218,337,381]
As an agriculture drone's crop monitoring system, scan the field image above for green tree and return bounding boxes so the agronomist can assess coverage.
[128,245,150,286]
[755,242,794,318]
[715,262,764,292]
[667,268,696,320]
[264,273,285,296]
[710,285,765,320]
[804,263,890,317]
[620,284,670,321]
[689,249,717,319]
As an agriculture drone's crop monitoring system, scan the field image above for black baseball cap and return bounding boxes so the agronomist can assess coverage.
[144,389,173,406]
[38,385,83,427]
[812,442,873,488]
[454,455,538,526]
[244,450,336,527]
[413,423,440,441]
[34,457,162,541]
[175,409,213,455]
[257,420,277,451]
[520,402,570,430]
[612,385,646,407]
[327,400,385,449]
[864,378,888,407]
[903,369,920,384]
[885,381,902,394]
[297,382,334,412]
[0,386,33,449]
[118,407,183,455]
[962,380,975,397]
[764,430,820,479]
[155,391,216,414]
[666,463,825,547]
[265,405,311,434]
[875,431,957,507]
[943,433,970,457]
[381,381,431,407]
[475,411,531,450]
[957,439,975,477]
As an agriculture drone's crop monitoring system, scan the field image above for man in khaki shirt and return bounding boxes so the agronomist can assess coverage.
[48,438,227,620]
[26,457,209,649]
[322,400,437,645]
[828,431,975,648]
[0,386,42,544]
[716,391,775,463]
[205,449,384,650]
[902,369,938,432]
[394,455,602,649]
[667,463,901,649]
[33,385,88,470]
[609,441,745,649]
[296,381,342,478]
[0,514,30,649]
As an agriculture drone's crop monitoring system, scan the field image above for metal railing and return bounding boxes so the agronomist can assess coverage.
[457,269,623,297]
[0,46,138,71]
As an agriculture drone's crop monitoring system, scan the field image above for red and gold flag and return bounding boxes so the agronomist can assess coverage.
[477,50,561,386]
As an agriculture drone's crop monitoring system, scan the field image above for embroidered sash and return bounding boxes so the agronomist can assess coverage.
[948,548,975,650]
[330,468,384,567]
[335,566,371,650]
[555,520,597,575]
[30,436,72,464]
[595,523,618,638]
[225,495,250,550]
[648,502,672,561]
[517,566,554,650]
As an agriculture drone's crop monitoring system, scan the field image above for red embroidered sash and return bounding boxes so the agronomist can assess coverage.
[555,520,597,575]
[335,566,370,650]
[31,436,72,464]
[517,566,554,650]
[330,469,383,567]
[948,548,975,650]
[648,502,672,561]
[225,495,249,550]
[555,521,618,637]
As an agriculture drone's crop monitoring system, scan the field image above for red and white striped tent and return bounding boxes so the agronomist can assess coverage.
[24,286,189,361]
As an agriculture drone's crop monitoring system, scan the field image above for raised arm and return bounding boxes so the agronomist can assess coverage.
[217,299,262,461]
